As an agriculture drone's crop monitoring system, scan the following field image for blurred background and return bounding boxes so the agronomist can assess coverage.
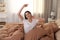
[0,0,60,26]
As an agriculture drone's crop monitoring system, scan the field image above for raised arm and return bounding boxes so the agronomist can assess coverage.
[18,4,28,20]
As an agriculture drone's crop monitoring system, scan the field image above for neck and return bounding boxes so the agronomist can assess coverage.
[28,18,32,23]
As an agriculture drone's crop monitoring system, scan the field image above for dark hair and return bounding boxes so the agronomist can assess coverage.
[24,11,32,19]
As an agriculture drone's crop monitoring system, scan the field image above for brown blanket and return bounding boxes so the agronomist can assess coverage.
[24,22,58,40]
[1,30,23,40]
[0,22,58,40]
[0,24,24,40]
[24,27,49,40]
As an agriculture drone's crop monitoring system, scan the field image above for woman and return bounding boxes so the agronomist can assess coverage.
[18,4,48,40]
[18,4,38,33]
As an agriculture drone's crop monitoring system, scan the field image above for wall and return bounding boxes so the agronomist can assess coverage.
[56,0,60,26]
[57,0,60,19]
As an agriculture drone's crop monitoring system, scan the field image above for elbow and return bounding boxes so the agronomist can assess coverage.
[17,13,20,16]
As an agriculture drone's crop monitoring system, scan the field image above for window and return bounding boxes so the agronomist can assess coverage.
[8,0,44,16]
[8,0,33,15]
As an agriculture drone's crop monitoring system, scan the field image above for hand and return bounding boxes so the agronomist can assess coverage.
[23,4,28,8]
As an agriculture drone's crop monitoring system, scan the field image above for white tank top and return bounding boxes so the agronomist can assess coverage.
[23,19,38,33]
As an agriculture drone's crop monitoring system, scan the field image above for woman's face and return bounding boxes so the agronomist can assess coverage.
[25,12,32,19]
